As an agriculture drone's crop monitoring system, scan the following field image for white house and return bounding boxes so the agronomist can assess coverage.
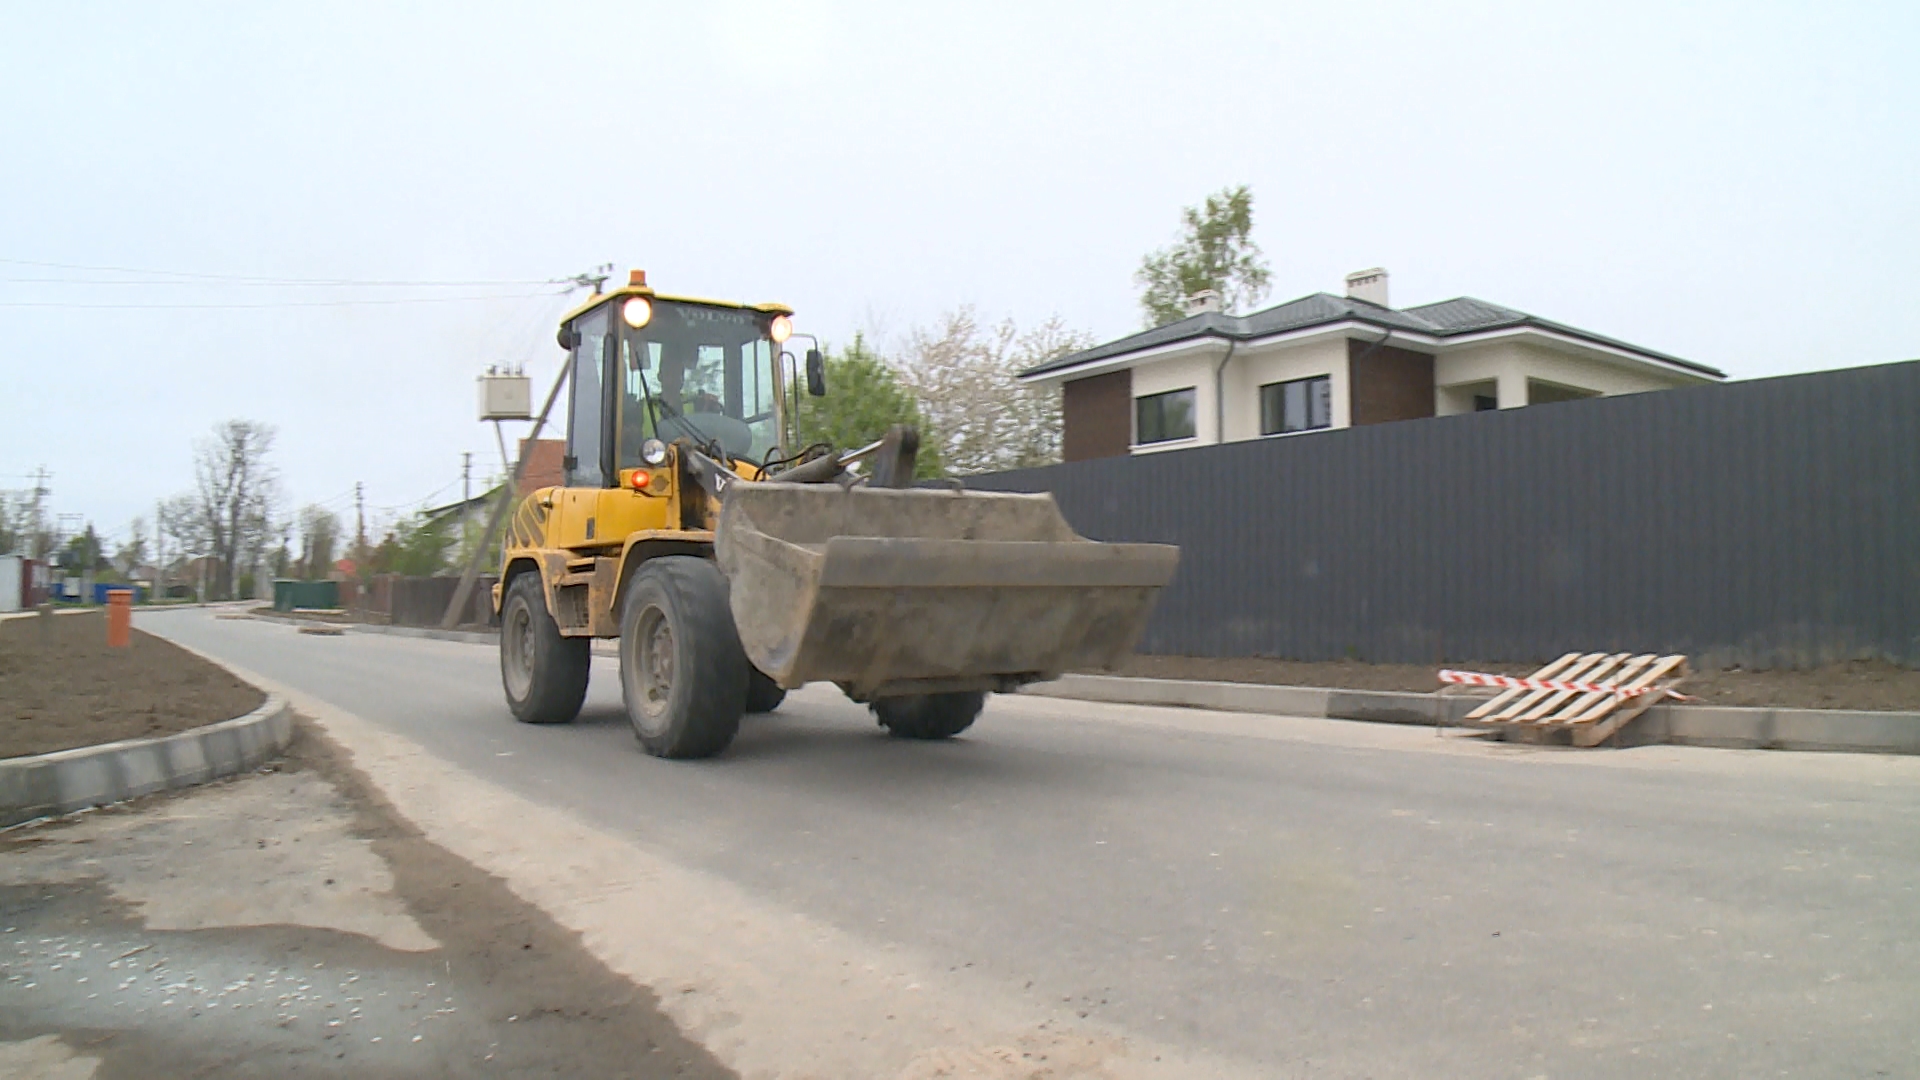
[1018,269,1724,461]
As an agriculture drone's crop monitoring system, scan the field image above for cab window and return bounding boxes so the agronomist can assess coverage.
[617,302,778,466]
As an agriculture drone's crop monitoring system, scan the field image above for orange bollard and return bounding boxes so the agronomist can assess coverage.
[106,588,133,648]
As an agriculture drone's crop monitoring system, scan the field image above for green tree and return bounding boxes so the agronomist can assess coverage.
[58,523,108,575]
[367,514,456,578]
[793,335,944,478]
[1134,184,1272,327]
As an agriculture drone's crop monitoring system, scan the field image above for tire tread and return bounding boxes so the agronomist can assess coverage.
[870,691,986,739]
[501,573,590,725]
[620,556,746,759]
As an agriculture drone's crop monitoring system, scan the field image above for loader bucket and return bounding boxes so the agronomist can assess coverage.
[714,483,1179,700]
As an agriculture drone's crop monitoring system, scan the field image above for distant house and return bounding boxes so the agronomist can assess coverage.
[424,438,567,532]
[1018,268,1725,461]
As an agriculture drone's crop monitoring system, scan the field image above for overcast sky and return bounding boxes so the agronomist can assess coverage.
[5,1,1916,552]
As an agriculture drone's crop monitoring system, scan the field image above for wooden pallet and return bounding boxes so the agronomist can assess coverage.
[1458,652,1689,747]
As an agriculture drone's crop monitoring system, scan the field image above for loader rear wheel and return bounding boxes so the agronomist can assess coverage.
[746,668,787,714]
[500,572,590,725]
[871,692,986,740]
[618,556,747,759]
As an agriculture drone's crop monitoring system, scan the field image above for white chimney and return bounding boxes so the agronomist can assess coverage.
[1344,268,1389,307]
[1184,290,1223,317]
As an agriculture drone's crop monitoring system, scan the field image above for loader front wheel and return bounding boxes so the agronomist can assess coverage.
[500,572,590,725]
[746,668,787,714]
[618,556,747,759]
[871,692,986,740]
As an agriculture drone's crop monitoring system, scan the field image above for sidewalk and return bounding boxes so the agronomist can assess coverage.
[1023,673,1920,755]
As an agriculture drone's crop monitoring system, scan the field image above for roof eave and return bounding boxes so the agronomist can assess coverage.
[1438,323,1724,380]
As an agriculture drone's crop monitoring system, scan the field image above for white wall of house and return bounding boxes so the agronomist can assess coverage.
[1095,327,1713,453]
[1221,336,1351,441]
[1129,349,1220,451]
[1434,339,1695,415]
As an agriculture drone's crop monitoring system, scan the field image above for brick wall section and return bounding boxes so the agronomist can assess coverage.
[517,438,566,490]
[1348,340,1436,426]
[1061,370,1133,461]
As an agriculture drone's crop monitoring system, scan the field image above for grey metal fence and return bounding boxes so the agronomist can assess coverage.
[966,360,1920,669]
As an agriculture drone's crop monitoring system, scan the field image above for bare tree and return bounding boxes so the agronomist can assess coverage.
[115,515,149,576]
[162,420,280,599]
[297,505,341,580]
[0,494,19,556]
[893,309,1090,476]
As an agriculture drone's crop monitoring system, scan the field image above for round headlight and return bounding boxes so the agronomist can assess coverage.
[622,296,653,329]
[640,438,669,466]
[769,313,793,343]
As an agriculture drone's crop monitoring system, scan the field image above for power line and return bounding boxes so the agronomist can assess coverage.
[0,256,557,287]
[309,487,359,510]
[0,275,560,288]
[0,290,566,311]
[371,477,461,514]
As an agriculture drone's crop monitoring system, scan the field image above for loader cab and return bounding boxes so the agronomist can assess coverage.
[558,279,795,488]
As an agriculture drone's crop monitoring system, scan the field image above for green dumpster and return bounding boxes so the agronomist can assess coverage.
[273,579,340,612]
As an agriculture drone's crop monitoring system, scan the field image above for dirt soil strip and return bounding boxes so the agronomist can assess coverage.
[176,649,1244,1080]
[1,612,264,759]
[1,724,734,1080]
[1115,654,1920,713]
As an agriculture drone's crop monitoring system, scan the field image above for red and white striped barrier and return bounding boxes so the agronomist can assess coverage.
[1437,669,1694,701]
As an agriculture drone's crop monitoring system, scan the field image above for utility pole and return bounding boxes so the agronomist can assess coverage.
[439,265,602,630]
[154,501,165,602]
[354,481,367,566]
[27,466,50,559]
[461,451,475,565]
[559,263,614,295]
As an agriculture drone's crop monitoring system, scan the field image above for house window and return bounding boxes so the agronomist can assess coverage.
[1260,376,1332,435]
[1473,394,1498,412]
[1135,388,1196,445]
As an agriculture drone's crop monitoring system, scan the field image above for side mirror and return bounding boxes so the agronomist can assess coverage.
[805,348,827,397]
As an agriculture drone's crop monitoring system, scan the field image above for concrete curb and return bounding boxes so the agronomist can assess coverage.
[1021,674,1920,755]
[245,608,500,646]
[341,623,496,646]
[0,694,293,828]
[245,610,626,654]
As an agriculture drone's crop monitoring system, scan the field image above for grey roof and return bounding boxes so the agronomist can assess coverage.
[1021,293,1724,380]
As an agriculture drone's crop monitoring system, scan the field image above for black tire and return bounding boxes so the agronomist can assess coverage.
[618,556,748,759]
[500,572,590,725]
[746,668,788,714]
[870,692,986,740]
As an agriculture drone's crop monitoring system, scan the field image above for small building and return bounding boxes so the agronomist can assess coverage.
[0,555,50,612]
[1019,269,1724,461]
[424,438,567,533]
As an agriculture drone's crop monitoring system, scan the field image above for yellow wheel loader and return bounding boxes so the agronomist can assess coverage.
[495,272,1179,758]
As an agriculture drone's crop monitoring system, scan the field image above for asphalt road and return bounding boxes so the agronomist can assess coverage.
[141,608,1920,1079]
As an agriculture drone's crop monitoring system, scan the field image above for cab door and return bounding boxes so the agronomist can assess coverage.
[551,304,615,550]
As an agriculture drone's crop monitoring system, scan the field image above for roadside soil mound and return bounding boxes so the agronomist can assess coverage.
[1,611,264,759]
[1116,654,1920,713]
